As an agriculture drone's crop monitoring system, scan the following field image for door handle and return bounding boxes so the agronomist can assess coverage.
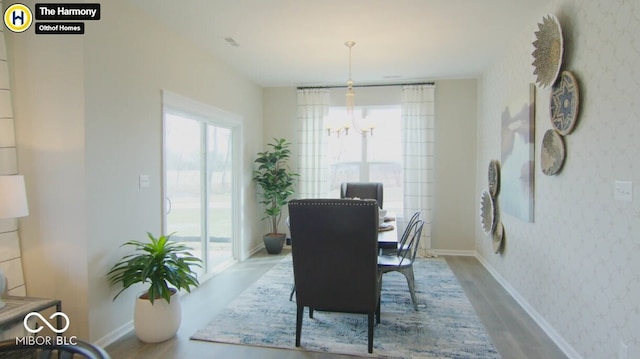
[165,197,172,215]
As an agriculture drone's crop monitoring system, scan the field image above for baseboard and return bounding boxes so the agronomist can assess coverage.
[475,254,583,359]
[430,249,476,257]
[94,319,133,349]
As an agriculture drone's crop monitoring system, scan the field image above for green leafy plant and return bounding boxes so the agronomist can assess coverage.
[107,232,202,304]
[253,138,299,234]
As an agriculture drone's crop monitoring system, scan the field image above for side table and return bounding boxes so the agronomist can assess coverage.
[0,296,62,335]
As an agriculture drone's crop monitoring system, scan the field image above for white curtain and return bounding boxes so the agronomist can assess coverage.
[401,84,435,255]
[297,88,330,198]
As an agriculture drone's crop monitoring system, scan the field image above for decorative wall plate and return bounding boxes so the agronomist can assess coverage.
[492,222,504,254]
[488,159,500,197]
[541,129,565,175]
[532,14,564,89]
[550,71,579,135]
[493,197,500,232]
[480,190,495,235]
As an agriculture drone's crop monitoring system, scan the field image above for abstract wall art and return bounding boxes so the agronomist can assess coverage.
[501,84,535,222]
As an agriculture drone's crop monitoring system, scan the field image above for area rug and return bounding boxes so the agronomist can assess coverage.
[191,255,500,358]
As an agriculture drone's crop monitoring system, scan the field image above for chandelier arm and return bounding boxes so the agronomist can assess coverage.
[327,40,373,137]
[351,114,367,134]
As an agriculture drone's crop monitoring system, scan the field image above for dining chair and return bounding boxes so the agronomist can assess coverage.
[399,211,421,248]
[286,216,296,301]
[288,198,382,353]
[377,218,424,310]
[340,182,384,209]
[380,210,421,256]
[0,338,111,358]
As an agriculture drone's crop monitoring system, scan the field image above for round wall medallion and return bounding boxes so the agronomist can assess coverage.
[480,190,495,235]
[550,71,579,135]
[541,129,565,175]
[488,159,500,197]
[532,14,564,89]
[492,222,504,254]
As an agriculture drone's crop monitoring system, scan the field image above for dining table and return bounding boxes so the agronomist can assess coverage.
[378,220,398,250]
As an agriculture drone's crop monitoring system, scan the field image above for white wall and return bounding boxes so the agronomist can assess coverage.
[7,0,264,343]
[475,0,639,357]
[432,80,477,252]
[84,1,264,343]
[263,81,478,251]
[262,87,297,168]
[6,0,88,336]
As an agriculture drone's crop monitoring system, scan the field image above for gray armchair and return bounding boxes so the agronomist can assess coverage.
[288,198,381,353]
[340,182,384,209]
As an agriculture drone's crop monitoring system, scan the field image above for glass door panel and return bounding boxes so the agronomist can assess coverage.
[165,114,205,277]
[205,125,234,273]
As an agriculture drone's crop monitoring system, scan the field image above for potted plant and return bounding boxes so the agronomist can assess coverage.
[253,138,299,254]
[107,232,202,343]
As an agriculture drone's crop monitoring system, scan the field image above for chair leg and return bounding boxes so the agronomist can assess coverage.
[367,312,374,353]
[401,267,418,310]
[296,305,303,347]
[309,307,314,318]
[376,272,382,324]
[289,284,296,301]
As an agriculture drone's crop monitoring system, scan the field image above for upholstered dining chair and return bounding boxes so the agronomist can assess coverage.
[0,338,111,358]
[285,215,296,301]
[340,182,384,209]
[288,198,382,353]
[378,218,424,310]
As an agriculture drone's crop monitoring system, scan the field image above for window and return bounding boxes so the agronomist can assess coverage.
[162,91,241,280]
[326,105,403,213]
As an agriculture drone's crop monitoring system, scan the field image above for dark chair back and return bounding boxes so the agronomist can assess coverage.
[288,198,380,313]
[340,182,383,209]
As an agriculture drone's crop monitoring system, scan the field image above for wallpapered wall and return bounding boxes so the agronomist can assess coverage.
[476,0,639,358]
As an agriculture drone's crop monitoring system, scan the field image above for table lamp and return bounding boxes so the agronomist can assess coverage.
[0,175,30,309]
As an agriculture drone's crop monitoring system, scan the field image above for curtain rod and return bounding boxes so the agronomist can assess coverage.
[297,81,434,90]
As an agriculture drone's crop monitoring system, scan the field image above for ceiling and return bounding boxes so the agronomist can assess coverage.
[131,0,548,87]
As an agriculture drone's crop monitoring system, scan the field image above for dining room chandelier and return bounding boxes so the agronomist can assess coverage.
[327,41,374,137]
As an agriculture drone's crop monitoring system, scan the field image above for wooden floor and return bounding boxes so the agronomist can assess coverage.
[105,249,567,358]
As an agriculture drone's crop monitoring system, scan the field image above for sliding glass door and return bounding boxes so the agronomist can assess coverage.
[163,92,240,278]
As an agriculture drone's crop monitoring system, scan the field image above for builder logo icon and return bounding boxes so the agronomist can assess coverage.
[4,3,33,33]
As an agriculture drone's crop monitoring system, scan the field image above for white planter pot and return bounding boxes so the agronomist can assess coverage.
[134,289,182,343]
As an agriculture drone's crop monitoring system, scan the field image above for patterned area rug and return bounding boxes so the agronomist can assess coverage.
[191,256,500,358]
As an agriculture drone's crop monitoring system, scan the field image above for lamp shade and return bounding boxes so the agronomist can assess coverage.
[0,175,29,219]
